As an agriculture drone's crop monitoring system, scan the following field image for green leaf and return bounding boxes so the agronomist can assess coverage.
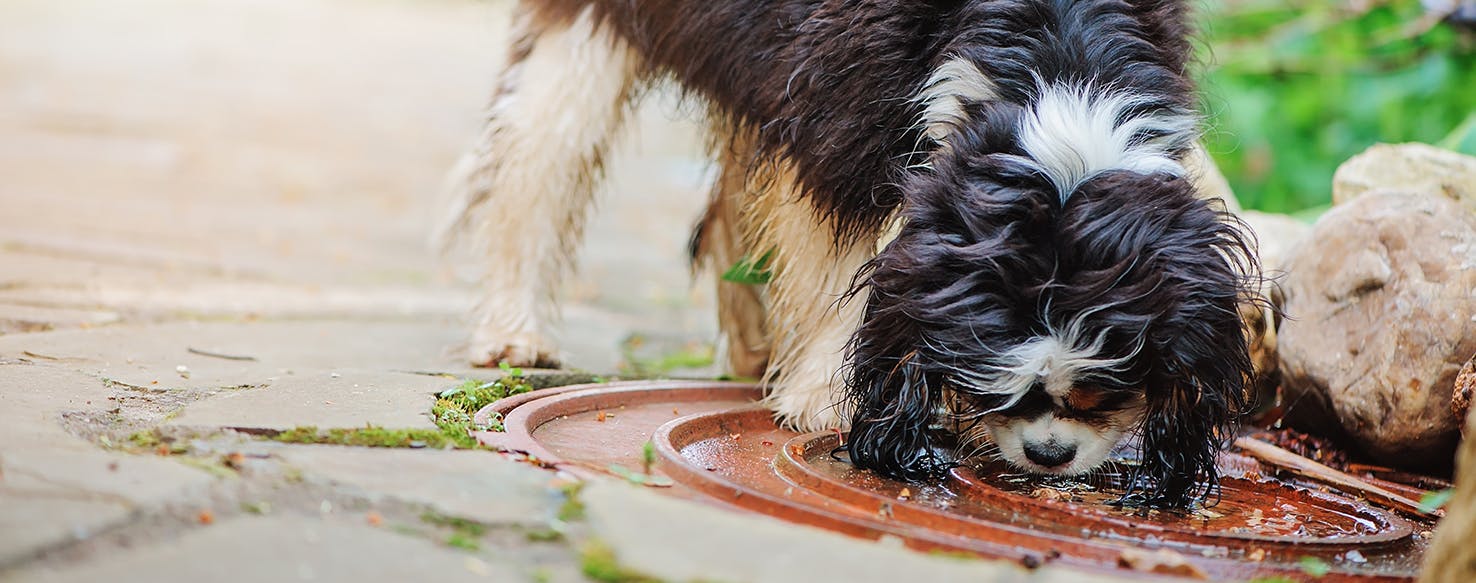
[1299,556,1332,578]
[498,361,524,377]
[641,441,657,474]
[607,464,674,487]
[721,249,775,285]
[1420,489,1455,513]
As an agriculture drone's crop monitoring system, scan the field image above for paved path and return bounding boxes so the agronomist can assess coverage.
[0,1,1118,581]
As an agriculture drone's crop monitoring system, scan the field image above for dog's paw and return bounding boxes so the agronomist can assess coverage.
[468,332,561,368]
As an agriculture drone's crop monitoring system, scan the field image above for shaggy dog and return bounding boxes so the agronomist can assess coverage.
[439,0,1266,507]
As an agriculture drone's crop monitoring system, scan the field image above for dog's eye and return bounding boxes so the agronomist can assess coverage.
[1064,385,1108,411]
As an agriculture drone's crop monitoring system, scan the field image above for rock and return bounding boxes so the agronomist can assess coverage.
[1421,410,1476,583]
[1278,191,1476,470]
[1454,356,1476,436]
[1235,211,1310,417]
[1333,143,1476,212]
[1238,210,1311,275]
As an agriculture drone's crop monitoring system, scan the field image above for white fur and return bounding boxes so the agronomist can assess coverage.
[915,57,999,145]
[441,6,643,366]
[990,412,1131,475]
[1017,82,1197,200]
[954,304,1141,410]
[746,158,873,432]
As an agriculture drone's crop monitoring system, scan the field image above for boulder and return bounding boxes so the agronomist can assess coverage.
[1238,210,1310,275]
[1236,210,1311,415]
[1278,190,1476,470]
[1333,142,1476,212]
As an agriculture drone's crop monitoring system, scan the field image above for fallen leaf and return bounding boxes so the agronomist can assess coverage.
[1117,548,1207,579]
[596,411,607,422]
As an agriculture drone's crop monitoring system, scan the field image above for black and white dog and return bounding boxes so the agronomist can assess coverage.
[440,0,1265,507]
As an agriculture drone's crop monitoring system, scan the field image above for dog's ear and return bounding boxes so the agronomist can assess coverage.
[1132,321,1251,507]
[845,350,950,480]
[1125,197,1259,508]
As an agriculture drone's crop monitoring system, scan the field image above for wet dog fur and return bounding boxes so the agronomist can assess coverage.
[440,0,1264,507]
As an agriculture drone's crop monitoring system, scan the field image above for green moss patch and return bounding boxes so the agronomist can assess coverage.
[273,425,462,449]
[431,363,533,438]
[421,511,489,551]
[581,541,665,583]
[271,364,534,450]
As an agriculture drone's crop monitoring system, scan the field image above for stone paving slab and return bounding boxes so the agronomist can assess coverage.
[0,320,466,390]
[0,498,128,568]
[0,363,218,569]
[581,480,1133,583]
[165,370,447,431]
[271,446,560,527]
[9,516,527,583]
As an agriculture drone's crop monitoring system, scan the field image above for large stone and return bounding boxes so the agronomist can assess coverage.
[1278,191,1476,469]
[1238,210,1311,275]
[1235,210,1312,409]
[1333,143,1476,212]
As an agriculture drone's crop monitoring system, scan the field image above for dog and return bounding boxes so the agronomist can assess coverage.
[439,0,1266,508]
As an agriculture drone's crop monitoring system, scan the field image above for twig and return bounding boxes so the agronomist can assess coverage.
[187,347,258,362]
[1234,437,1438,518]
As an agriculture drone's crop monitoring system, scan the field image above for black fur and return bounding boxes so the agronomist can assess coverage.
[540,0,1259,507]
[846,120,1258,506]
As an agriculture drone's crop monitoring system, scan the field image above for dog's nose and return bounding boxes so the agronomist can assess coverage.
[1023,441,1076,468]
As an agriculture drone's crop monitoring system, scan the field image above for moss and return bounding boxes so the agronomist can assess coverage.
[926,549,981,561]
[557,481,586,522]
[580,542,664,583]
[273,425,460,449]
[126,430,160,449]
[176,456,238,479]
[524,527,564,542]
[445,532,480,551]
[420,511,488,552]
[267,365,534,450]
[429,365,534,439]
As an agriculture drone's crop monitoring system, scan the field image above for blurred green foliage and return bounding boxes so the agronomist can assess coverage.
[1198,0,1476,214]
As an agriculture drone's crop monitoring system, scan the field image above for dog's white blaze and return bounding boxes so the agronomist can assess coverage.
[996,413,1127,475]
[916,57,999,144]
[1018,82,1197,200]
[960,305,1140,408]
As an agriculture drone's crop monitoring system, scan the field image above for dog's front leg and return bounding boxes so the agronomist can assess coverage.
[749,165,877,432]
[439,6,641,368]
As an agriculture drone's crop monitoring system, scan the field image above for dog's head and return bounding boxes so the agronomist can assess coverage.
[844,100,1259,507]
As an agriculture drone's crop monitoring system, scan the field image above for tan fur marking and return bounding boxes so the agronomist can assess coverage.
[693,125,771,378]
[738,152,875,431]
